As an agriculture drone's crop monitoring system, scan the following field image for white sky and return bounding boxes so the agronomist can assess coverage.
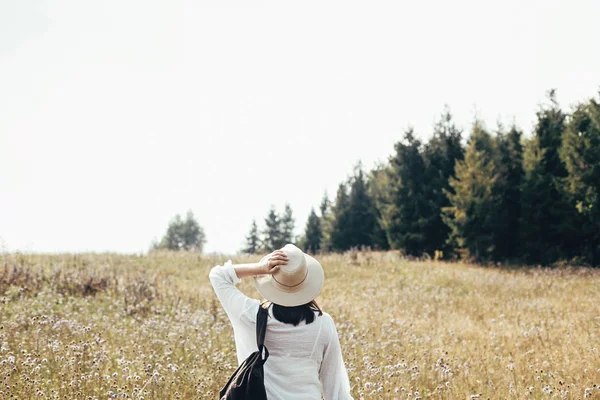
[1,0,599,255]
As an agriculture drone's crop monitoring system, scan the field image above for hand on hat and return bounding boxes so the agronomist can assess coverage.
[258,250,288,275]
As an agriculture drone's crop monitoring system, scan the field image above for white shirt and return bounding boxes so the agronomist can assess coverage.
[209,262,354,400]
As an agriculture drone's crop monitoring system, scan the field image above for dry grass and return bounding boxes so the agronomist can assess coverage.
[1,251,599,399]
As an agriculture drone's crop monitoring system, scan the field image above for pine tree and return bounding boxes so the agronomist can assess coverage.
[520,91,580,264]
[157,211,206,252]
[319,192,334,252]
[520,137,550,263]
[345,163,384,249]
[367,167,391,251]
[181,210,206,251]
[493,124,524,260]
[561,94,600,265]
[280,203,295,245]
[261,206,283,251]
[368,163,393,249]
[302,208,322,254]
[159,214,184,250]
[330,183,351,251]
[422,109,465,255]
[443,122,499,261]
[243,219,260,254]
[382,129,429,255]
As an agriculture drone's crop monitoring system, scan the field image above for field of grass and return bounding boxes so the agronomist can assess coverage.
[1,251,599,399]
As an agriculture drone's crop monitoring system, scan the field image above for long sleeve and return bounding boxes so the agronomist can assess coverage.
[319,319,354,400]
[209,261,259,325]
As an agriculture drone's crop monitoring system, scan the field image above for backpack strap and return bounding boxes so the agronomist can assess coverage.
[256,303,269,348]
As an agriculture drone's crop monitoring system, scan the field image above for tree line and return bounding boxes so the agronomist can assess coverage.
[155,90,599,267]
[244,90,600,267]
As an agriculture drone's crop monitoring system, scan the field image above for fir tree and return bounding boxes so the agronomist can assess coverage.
[520,137,550,263]
[243,219,260,254]
[330,183,351,251]
[159,214,184,250]
[520,91,581,264]
[319,192,334,252]
[421,109,465,255]
[302,208,322,254]
[383,129,429,255]
[345,163,384,249]
[181,210,206,252]
[561,94,600,265]
[280,203,295,245]
[367,167,391,251]
[443,122,499,261]
[157,211,206,252]
[493,124,524,260]
[261,205,283,251]
[368,163,393,249]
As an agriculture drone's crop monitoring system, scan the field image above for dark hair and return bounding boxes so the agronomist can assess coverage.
[270,300,323,326]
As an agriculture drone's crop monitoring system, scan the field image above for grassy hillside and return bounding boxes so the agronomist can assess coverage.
[1,251,599,399]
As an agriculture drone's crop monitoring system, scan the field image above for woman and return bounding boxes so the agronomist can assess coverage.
[209,243,354,399]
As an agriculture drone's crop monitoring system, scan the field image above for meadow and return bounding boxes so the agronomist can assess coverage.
[1,251,599,399]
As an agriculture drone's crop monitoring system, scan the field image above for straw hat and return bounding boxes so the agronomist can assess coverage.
[254,244,324,307]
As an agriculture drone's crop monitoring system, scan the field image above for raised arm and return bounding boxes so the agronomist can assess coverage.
[208,250,288,323]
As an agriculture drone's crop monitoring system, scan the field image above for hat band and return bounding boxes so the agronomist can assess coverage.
[271,269,309,293]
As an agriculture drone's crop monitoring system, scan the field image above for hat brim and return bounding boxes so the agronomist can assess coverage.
[254,253,324,307]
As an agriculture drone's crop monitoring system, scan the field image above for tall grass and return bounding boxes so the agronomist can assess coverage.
[1,251,599,399]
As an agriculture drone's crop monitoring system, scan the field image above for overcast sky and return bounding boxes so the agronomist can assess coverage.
[1,0,599,255]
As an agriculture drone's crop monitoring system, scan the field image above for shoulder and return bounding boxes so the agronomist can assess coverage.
[321,311,335,323]
[319,312,338,337]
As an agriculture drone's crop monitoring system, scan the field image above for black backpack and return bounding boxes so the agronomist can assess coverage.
[219,303,270,400]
